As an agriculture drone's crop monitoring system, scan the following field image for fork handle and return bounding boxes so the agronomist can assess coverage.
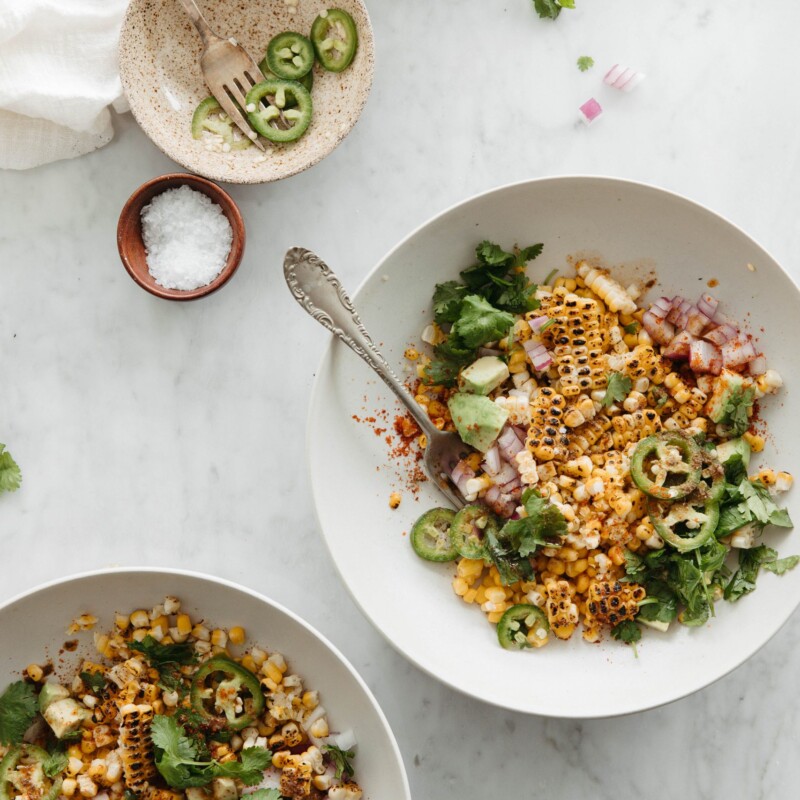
[284,248,440,438]
[177,0,217,46]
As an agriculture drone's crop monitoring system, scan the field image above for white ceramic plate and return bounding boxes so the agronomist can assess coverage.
[119,0,374,184]
[0,568,410,800]
[307,176,800,718]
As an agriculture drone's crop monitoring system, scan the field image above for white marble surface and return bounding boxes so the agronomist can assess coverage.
[2,0,800,797]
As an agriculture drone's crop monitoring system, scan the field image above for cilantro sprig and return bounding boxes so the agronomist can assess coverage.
[577,55,594,72]
[151,716,272,790]
[601,373,631,408]
[425,240,543,386]
[718,386,755,437]
[323,743,356,780]
[533,0,575,19]
[130,635,197,694]
[0,444,21,494]
[0,680,38,745]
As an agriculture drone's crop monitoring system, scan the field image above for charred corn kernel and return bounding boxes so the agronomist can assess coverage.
[743,431,764,452]
[417,434,428,450]
[174,614,192,636]
[115,614,130,631]
[81,740,96,754]
[228,626,246,646]
[313,775,333,791]
[628,538,641,552]
[414,393,429,407]
[756,468,777,486]
[264,660,283,685]
[192,624,211,641]
[130,610,149,628]
[433,417,445,430]
[151,699,165,715]
[608,546,626,566]
[25,663,43,682]
[87,760,106,779]
[548,559,566,576]
[566,559,588,578]
[211,629,228,647]
[272,751,290,769]
[453,577,469,596]
[623,333,638,348]
[404,347,419,360]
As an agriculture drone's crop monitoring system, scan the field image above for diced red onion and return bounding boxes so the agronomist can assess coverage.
[667,298,692,328]
[604,64,646,92]
[579,97,603,125]
[704,323,737,346]
[721,336,757,368]
[663,330,696,360]
[689,340,722,375]
[482,445,501,477]
[478,347,502,357]
[649,296,673,320]
[642,310,675,345]
[495,461,518,486]
[527,316,549,333]
[485,485,501,504]
[500,476,522,493]
[684,306,711,337]
[498,427,525,460]
[512,425,528,441]
[523,339,553,372]
[697,293,718,321]
[332,730,357,751]
[749,355,767,376]
[451,460,475,494]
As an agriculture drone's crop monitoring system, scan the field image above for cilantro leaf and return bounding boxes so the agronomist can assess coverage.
[80,671,107,694]
[623,321,639,335]
[498,488,567,558]
[719,386,755,437]
[601,373,632,407]
[636,580,678,624]
[0,444,21,494]
[213,748,272,785]
[762,555,800,575]
[130,635,196,669]
[449,295,515,350]
[432,281,468,324]
[152,716,272,790]
[532,0,562,18]
[723,453,748,485]
[324,744,356,780]
[423,337,475,387]
[611,620,641,652]
[485,527,534,586]
[0,680,38,745]
[242,792,283,800]
[517,244,544,263]
[577,56,594,72]
[43,751,69,778]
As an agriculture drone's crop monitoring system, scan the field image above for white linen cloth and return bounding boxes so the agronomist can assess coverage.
[0,0,129,170]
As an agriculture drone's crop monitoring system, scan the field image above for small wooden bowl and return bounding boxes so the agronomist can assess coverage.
[117,173,245,301]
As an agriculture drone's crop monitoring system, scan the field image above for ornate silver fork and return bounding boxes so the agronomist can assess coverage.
[284,247,468,510]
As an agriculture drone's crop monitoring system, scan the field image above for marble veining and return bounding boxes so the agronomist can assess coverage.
[2,1,800,797]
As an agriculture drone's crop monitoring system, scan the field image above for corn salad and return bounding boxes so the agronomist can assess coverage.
[0,598,362,800]
[408,245,794,649]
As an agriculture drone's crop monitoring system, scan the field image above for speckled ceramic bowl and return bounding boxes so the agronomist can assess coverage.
[119,0,374,184]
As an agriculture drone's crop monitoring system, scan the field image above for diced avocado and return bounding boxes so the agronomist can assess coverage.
[211,778,238,800]
[38,682,70,713]
[460,356,510,396]
[640,618,670,633]
[43,697,89,739]
[447,393,509,453]
[705,369,751,423]
[715,437,751,469]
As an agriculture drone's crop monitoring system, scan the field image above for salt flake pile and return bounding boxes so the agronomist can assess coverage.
[141,185,232,290]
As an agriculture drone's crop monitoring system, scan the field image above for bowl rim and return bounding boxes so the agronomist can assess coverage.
[0,566,412,797]
[118,0,376,186]
[305,173,800,718]
[116,172,245,301]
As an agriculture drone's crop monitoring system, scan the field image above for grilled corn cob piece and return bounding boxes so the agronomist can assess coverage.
[585,580,646,627]
[545,580,579,640]
[575,261,637,315]
[526,387,569,462]
[119,704,157,791]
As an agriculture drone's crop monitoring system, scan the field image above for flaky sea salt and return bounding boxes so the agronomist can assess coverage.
[141,185,233,291]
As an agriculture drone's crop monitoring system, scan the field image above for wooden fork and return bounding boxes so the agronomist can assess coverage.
[177,0,269,150]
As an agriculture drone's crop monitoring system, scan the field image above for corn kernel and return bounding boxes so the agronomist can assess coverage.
[575,574,590,594]
[404,347,419,360]
[240,655,257,673]
[486,610,504,624]
[548,559,566,576]
[452,577,469,596]
[608,546,625,566]
[130,609,149,628]
[309,717,329,738]
[62,779,78,797]
[302,691,319,710]
[25,663,43,682]
[228,626,246,646]
[264,661,283,685]
[210,629,228,647]
[80,740,96,755]
[743,431,765,453]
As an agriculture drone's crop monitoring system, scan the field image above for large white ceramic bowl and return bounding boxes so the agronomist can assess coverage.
[0,569,410,800]
[307,176,800,718]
